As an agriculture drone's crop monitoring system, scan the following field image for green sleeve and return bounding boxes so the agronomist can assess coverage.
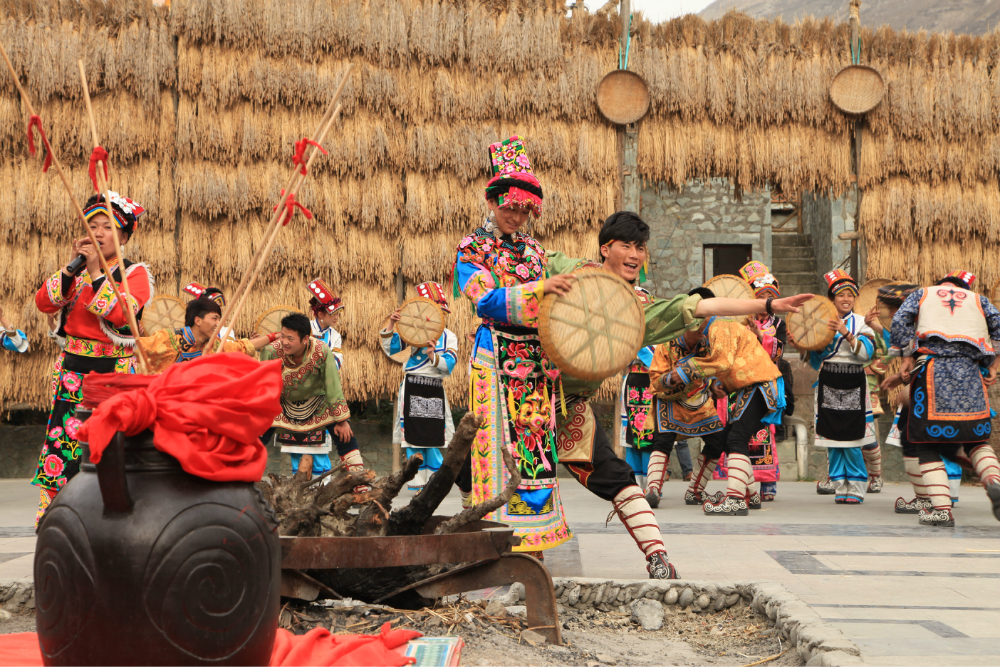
[544,250,596,277]
[643,294,704,346]
[258,344,277,362]
[324,346,351,422]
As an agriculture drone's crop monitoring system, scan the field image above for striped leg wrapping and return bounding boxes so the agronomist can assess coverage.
[340,450,365,471]
[613,486,666,558]
[919,462,952,511]
[725,454,753,498]
[904,457,928,498]
[646,452,670,495]
[689,454,717,495]
[862,445,883,476]
[969,444,1000,486]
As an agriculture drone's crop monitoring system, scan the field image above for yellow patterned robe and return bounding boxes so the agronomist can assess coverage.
[140,327,257,374]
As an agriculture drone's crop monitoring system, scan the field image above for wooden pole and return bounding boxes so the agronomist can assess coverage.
[204,64,354,352]
[206,100,347,353]
[78,61,149,373]
[0,42,143,365]
[849,0,862,282]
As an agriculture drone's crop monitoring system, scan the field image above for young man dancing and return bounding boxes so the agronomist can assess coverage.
[542,212,812,577]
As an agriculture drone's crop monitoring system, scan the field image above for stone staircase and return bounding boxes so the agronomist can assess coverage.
[771,233,822,296]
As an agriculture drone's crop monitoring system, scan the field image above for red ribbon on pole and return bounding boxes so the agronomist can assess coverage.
[26,115,52,173]
[88,146,109,193]
[273,189,313,226]
[292,137,327,175]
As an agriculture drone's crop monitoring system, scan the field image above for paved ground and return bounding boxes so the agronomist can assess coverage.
[2,477,998,665]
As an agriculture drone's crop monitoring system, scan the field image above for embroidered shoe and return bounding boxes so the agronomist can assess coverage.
[703,495,748,516]
[918,508,955,527]
[762,492,776,502]
[684,490,707,505]
[647,551,680,580]
[746,491,762,510]
[704,491,725,504]
[894,497,932,514]
[816,479,836,495]
[986,482,1000,522]
[867,476,883,493]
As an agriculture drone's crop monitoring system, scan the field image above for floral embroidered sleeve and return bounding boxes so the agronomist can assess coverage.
[35,270,76,313]
[455,249,545,327]
[85,265,153,327]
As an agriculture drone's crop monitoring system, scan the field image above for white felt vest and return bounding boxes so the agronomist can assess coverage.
[916,286,993,353]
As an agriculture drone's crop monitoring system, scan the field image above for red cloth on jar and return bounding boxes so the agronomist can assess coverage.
[78,353,282,482]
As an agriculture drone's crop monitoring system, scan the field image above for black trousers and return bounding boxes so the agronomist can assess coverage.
[916,441,983,465]
[562,419,638,501]
[699,390,768,460]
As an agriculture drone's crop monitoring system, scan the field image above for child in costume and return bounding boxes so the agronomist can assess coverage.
[380,281,461,494]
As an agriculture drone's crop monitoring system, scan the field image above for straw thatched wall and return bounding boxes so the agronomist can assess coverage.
[4,1,1000,409]
[0,0,174,408]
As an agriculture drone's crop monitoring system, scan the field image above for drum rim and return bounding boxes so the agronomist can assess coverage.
[396,296,446,348]
[538,268,645,382]
[142,295,185,334]
[787,295,838,351]
[253,304,303,337]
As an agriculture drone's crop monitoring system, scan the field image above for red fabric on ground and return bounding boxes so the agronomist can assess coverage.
[0,632,42,665]
[0,625,421,667]
[270,625,420,666]
[78,354,282,483]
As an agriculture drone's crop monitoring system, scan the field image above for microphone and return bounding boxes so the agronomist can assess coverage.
[66,254,87,276]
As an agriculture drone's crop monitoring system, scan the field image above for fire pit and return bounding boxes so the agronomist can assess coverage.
[280,517,562,645]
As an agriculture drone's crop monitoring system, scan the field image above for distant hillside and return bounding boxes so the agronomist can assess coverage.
[699,0,1000,35]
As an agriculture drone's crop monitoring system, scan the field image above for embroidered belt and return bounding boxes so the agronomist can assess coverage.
[65,335,131,359]
[823,362,864,374]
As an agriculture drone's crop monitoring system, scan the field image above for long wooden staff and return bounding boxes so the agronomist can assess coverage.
[77,61,150,373]
[208,102,344,353]
[204,64,354,352]
[0,43,141,357]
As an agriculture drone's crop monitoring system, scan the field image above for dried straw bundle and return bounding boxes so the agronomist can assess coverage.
[637,118,851,197]
[0,1,174,109]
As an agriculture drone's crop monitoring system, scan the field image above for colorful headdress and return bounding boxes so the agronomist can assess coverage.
[306,279,343,315]
[484,136,543,218]
[184,282,226,308]
[739,261,780,299]
[943,270,976,289]
[824,269,858,297]
[415,281,451,314]
[82,191,145,236]
[876,283,919,308]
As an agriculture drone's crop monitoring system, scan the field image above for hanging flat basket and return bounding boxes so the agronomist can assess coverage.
[254,305,303,336]
[830,65,885,115]
[142,295,185,336]
[853,278,891,318]
[596,70,651,125]
[703,274,755,326]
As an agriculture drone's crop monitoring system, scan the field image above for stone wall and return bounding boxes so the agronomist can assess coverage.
[641,178,772,296]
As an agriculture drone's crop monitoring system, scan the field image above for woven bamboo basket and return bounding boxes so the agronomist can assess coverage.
[703,274,755,326]
[596,70,651,125]
[538,269,645,381]
[786,296,838,351]
[142,296,185,335]
[830,65,885,115]
[254,305,303,336]
[854,278,891,317]
[395,297,446,347]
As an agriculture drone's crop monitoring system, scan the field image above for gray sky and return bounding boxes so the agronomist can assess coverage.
[579,0,716,23]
